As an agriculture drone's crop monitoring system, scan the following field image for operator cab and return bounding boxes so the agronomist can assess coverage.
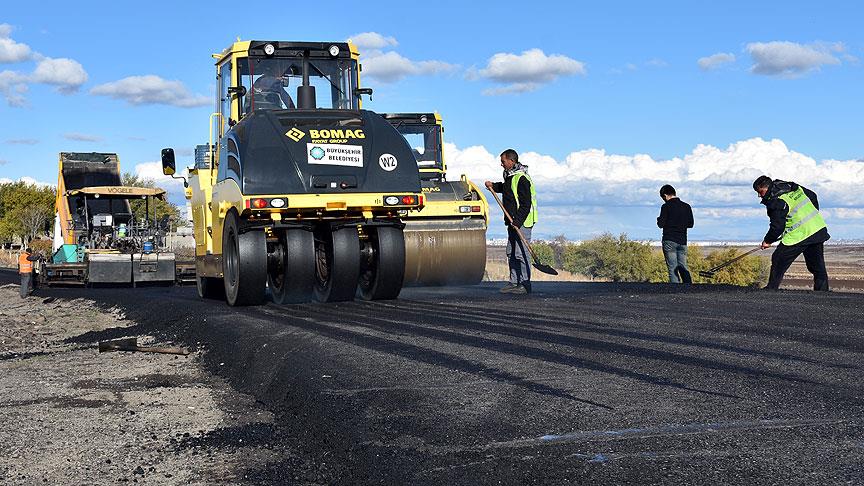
[215,41,369,128]
[383,113,444,182]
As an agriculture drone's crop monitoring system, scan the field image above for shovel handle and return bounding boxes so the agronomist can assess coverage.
[706,247,762,273]
[486,188,539,262]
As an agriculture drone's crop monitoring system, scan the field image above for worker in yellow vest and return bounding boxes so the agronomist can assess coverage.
[18,247,39,298]
[753,176,829,291]
[485,149,538,295]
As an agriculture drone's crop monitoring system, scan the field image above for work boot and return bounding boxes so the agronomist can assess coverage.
[501,284,527,295]
[499,283,519,293]
[522,281,532,294]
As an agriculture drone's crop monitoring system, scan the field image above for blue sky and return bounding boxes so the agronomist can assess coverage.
[1,1,863,241]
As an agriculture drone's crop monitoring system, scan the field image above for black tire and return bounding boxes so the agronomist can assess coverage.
[196,274,225,299]
[314,226,360,302]
[222,211,267,306]
[358,226,406,301]
[268,228,315,304]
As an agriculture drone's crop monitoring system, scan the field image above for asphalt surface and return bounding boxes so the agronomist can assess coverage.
[4,270,864,485]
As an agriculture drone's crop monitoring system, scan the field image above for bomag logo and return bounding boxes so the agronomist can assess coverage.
[310,129,365,144]
[421,187,441,192]
[285,127,306,142]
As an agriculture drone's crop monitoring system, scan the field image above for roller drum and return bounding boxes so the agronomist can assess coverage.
[403,218,486,286]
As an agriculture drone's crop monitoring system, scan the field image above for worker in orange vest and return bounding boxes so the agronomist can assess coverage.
[18,247,39,298]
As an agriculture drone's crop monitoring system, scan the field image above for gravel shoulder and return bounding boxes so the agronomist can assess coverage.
[0,285,286,485]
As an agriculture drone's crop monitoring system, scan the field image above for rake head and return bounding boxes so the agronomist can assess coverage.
[698,270,716,279]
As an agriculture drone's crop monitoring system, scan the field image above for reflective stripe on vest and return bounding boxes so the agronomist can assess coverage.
[18,253,33,274]
[510,172,538,228]
[777,187,826,245]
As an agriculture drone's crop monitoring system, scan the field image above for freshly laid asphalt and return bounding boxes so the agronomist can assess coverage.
[4,270,863,485]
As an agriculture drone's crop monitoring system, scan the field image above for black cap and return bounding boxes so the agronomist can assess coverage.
[753,175,772,191]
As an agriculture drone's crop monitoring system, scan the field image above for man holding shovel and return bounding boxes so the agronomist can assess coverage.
[485,149,538,294]
[753,175,829,291]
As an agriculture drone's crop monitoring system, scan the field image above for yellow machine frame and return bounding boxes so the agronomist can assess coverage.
[187,40,422,273]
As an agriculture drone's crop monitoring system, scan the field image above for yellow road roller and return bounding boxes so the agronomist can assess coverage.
[383,113,489,285]
[162,40,424,305]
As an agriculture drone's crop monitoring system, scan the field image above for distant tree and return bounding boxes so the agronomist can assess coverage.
[0,181,55,244]
[531,241,556,268]
[562,233,653,282]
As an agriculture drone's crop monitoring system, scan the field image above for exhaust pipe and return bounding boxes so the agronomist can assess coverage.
[297,50,316,109]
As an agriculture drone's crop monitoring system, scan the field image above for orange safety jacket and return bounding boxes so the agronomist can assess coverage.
[18,253,33,274]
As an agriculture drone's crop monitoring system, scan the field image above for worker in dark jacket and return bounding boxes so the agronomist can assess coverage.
[18,247,39,298]
[656,184,694,283]
[485,149,538,294]
[753,175,829,291]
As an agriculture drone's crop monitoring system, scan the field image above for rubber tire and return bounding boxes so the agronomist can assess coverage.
[269,229,315,304]
[196,274,225,300]
[314,226,360,302]
[358,226,406,301]
[222,211,267,306]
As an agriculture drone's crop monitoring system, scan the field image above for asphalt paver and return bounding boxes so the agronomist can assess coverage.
[3,270,863,485]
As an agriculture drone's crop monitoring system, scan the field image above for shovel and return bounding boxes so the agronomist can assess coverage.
[98,337,189,356]
[698,247,762,278]
[486,188,558,275]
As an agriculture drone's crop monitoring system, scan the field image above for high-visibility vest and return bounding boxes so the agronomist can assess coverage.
[18,253,33,274]
[778,186,827,245]
[510,172,538,228]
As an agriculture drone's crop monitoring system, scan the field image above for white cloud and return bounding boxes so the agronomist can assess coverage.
[0,70,28,106]
[64,132,102,142]
[822,208,864,220]
[132,161,189,203]
[476,48,586,95]
[347,32,398,50]
[349,33,457,83]
[698,52,736,71]
[31,57,87,93]
[745,41,844,78]
[0,175,53,187]
[90,75,209,108]
[361,51,457,82]
[0,159,8,165]
[0,24,32,63]
[0,28,88,105]
[443,138,864,239]
[7,138,38,144]
[445,137,864,209]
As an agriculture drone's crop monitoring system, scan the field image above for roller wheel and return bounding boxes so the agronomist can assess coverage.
[359,226,406,301]
[268,228,315,304]
[222,211,267,306]
[197,274,225,300]
[314,226,360,302]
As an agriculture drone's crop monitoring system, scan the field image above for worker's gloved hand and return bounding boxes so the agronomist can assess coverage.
[484,181,494,190]
[761,241,772,249]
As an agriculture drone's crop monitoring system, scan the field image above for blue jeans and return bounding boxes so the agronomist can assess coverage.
[507,226,531,285]
[662,241,691,283]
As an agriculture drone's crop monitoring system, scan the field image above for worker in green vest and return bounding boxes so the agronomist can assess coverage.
[753,176,829,291]
[485,149,538,294]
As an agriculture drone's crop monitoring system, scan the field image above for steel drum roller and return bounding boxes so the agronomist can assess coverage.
[403,218,486,286]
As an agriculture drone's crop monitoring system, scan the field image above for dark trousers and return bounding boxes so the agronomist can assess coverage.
[20,273,32,298]
[506,225,531,285]
[767,242,829,291]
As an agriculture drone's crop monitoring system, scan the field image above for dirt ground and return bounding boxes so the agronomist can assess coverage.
[0,285,282,485]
